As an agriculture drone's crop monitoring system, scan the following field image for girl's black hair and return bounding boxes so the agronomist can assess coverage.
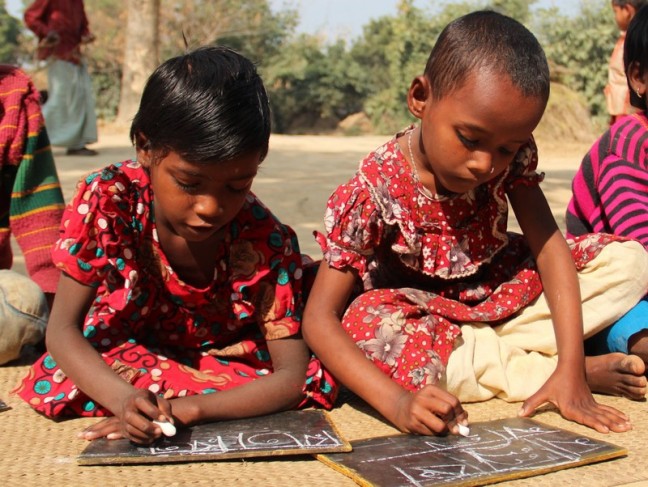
[424,10,550,103]
[625,5,648,110]
[612,0,647,9]
[130,46,271,163]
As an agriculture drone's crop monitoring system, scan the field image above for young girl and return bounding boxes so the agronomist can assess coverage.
[14,46,336,444]
[567,5,648,382]
[303,10,648,437]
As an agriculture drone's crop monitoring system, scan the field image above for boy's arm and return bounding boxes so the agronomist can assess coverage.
[24,0,51,38]
[509,183,629,433]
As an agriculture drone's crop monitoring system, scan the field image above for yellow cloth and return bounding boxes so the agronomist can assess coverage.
[445,240,648,402]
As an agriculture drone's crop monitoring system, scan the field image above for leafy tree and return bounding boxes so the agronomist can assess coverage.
[534,0,616,125]
[0,1,21,64]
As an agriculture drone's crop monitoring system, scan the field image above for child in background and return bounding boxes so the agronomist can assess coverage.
[605,0,646,125]
[0,65,64,365]
[303,10,648,437]
[567,5,648,387]
[14,46,336,444]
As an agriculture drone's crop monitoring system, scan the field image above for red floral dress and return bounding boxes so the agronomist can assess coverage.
[317,127,621,391]
[15,160,336,417]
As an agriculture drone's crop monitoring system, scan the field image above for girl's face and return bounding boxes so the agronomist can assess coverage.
[407,69,545,195]
[138,147,261,243]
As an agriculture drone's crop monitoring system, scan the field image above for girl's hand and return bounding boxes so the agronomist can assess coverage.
[78,416,124,440]
[519,369,632,434]
[116,389,174,444]
[393,385,468,436]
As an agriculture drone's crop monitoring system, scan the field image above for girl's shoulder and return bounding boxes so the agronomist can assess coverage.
[235,192,298,242]
[79,159,148,194]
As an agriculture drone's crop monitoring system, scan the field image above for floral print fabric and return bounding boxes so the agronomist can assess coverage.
[318,128,621,391]
[16,160,336,417]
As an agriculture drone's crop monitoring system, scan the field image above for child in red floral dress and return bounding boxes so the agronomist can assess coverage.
[303,11,648,437]
[15,46,336,444]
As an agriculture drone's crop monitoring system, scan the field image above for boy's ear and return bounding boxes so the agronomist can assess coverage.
[407,76,431,120]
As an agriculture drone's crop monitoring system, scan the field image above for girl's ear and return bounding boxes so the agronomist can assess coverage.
[134,133,152,168]
[628,61,647,98]
[407,76,431,120]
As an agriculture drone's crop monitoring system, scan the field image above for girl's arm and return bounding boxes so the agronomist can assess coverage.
[509,184,630,433]
[164,334,311,425]
[302,261,467,436]
[48,274,173,443]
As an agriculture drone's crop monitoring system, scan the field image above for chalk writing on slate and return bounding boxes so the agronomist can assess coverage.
[78,409,351,466]
[318,417,626,487]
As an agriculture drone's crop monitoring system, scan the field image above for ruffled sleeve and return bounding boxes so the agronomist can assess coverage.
[315,174,384,278]
[503,137,544,192]
[52,162,149,304]
[228,195,307,341]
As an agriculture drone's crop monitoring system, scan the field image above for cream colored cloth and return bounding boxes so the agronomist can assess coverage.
[445,240,648,402]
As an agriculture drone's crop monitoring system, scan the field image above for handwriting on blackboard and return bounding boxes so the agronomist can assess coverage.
[318,417,626,487]
[79,409,351,465]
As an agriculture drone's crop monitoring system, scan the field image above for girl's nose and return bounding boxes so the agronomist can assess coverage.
[469,151,493,175]
[195,194,223,221]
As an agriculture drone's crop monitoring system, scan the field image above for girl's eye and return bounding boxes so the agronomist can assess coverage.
[228,181,253,194]
[457,131,477,148]
[175,179,199,192]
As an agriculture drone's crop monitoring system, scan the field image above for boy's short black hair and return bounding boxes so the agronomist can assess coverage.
[424,10,550,104]
[130,46,271,163]
[625,5,648,109]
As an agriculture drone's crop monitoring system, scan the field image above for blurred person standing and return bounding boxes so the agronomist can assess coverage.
[24,0,98,156]
[605,0,647,125]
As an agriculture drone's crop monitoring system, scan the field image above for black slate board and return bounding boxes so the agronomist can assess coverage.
[317,417,627,487]
[78,409,351,466]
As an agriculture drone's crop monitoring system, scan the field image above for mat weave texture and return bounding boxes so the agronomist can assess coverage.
[2,362,648,487]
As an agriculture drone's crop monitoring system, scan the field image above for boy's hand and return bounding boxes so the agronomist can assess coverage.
[393,385,468,436]
[519,369,632,433]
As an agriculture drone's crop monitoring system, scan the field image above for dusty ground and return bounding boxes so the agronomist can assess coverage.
[11,128,594,273]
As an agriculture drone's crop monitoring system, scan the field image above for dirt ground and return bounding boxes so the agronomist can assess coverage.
[11,128,594,273]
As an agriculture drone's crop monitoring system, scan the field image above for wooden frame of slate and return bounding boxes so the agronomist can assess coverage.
[317,417,627,487]
[78,409,351,466]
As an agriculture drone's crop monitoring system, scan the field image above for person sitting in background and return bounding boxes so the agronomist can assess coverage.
[567,4,648,386]
[0,65,65,365]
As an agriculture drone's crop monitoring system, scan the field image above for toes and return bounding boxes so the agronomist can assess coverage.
[620,354,646,375]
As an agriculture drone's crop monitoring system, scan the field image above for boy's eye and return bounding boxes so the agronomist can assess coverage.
[457,131,477,148]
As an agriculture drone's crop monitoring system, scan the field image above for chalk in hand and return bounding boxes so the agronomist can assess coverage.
[457,423,470,437]
[153,419,176,437]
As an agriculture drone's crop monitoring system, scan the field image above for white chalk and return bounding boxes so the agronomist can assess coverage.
[153,420,176,437]
[457,423,470,437]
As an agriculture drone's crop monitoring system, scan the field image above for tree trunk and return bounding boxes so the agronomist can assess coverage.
[116,0,160,126]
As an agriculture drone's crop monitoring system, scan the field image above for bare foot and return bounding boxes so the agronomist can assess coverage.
[585,353,647,400]
[628,330,648,363]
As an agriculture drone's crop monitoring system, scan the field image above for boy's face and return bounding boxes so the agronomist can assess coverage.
[612,4,634,31]
[137,146,261,244]
[408,69,545,195]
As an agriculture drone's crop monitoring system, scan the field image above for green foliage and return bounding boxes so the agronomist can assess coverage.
[9,0,623,133]
[0,1,21,64]
[534,0,617,125]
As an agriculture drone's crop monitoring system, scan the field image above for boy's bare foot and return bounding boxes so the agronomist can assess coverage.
[585,353,647,400]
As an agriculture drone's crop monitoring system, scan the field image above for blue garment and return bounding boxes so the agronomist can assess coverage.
[585,297,648,355]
